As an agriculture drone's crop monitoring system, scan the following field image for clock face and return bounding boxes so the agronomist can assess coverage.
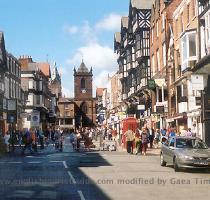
[81,89,86,93]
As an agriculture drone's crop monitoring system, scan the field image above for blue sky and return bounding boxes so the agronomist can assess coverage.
[0,0,129,97]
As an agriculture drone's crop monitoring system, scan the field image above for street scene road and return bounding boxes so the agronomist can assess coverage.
[1,0,210,199]
[0,136,210,200]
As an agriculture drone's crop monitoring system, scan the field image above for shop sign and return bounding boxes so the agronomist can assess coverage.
[137,105,145,110]
[191,75,204,91]
[31,111,40,127]
[7,99,16,111]
[148,80,156,89]
[156,106,165,114]
[154,78,166,87]
[7,111,17,123]
[3,98,7,110]
[195,97,201,106]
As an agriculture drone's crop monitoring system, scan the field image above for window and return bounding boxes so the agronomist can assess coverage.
[64,103,69,109]
[162,14,165,30]
[192,0,195,17]
[162,43,166,67]
[81,78,86,89]
[181,31,197,71]
[187,4,190,24]
[126,48,132,63]
[152,54,155,76]
[156,21,159,37]
[206,13,210,48]
[136,33,141,50]
[157,49,160,72]
[180,13,184,33]
[28,79,33,89]
[175,19,178,38]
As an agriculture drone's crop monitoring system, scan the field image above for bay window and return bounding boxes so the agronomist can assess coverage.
[181,31,197,71]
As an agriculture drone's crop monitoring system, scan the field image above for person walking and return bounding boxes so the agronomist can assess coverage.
[148,127,155,149]
[185,128,193,137]
[134,129,142,155]
[22,128,33,155]
[4,132,10,153]
[141,128,148,156]
[125,126,135,154]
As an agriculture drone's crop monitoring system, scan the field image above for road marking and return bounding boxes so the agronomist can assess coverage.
[63,161,68,169]
[67,171,76,184]
[28,161,41,164]
[78,190,85,200]
[49,161,63,163]
[8,161,22,164]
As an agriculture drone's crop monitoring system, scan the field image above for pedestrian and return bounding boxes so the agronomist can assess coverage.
[22,128,33,155]
[148,127,155,149]
[125,126,135,154]
[9,129,17,153]
[38,128,45,149]
[141,128,148,156]
[31,129,38,152]
[185,128,193,137]
[4,131,10,153]
[154,129,160,148]
[134,129,142,155]
[169,127,176,138]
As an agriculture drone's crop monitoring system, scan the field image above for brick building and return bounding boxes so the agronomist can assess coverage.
[74,61,96,128]
[150,0,182,129]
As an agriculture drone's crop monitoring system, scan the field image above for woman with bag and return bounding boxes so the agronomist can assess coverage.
[141,128,148,156]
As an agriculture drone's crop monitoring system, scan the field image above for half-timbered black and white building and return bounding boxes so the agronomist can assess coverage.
[114,0,153,124]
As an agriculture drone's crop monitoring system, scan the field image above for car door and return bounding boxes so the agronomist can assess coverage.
[162,142,171,163]
[167,139,176,164]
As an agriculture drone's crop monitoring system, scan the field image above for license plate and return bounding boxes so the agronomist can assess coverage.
[194,161,209,165]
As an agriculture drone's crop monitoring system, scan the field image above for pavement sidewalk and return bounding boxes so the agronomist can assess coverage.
[91,139,161,155]
[116,144,160,155]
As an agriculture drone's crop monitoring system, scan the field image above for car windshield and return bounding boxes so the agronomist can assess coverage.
[176,138,208,149]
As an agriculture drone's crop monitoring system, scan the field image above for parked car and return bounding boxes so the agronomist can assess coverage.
[160,136,210,172]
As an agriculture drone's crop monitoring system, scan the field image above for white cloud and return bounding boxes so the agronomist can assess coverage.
[93,70,115,89]
[64,25,79,34]
[95,13,121,31]
[66,42,118,71]
[63,12,122,89]
[62,86,73,97]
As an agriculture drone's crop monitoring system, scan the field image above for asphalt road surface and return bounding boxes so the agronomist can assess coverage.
[0,137,210,200]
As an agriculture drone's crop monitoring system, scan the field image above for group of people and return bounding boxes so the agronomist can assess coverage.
[124,125,197,156]
[124,126,155,156]
[2,127,64,155]
[69,127,97,151]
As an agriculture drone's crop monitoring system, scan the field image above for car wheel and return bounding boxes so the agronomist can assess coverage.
[173,157,180,172]
[160,153,166,166]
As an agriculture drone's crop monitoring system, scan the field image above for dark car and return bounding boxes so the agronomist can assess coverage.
[160,136,210,172]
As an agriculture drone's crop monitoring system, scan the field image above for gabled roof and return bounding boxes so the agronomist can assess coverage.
[77,60,89,73]
[51,62,61,83]
[131,0,153,9]
[37,62,51,78]
[28,62,51,78]
[0,32,7,69]
[121,17,128,29]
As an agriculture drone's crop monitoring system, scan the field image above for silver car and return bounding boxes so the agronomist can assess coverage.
[160,137,210,172]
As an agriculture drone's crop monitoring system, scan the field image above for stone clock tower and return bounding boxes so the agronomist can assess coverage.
[74,60,93,99]
[74,61,96,128]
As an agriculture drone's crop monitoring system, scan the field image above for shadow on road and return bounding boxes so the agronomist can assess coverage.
[0,146,113,200]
